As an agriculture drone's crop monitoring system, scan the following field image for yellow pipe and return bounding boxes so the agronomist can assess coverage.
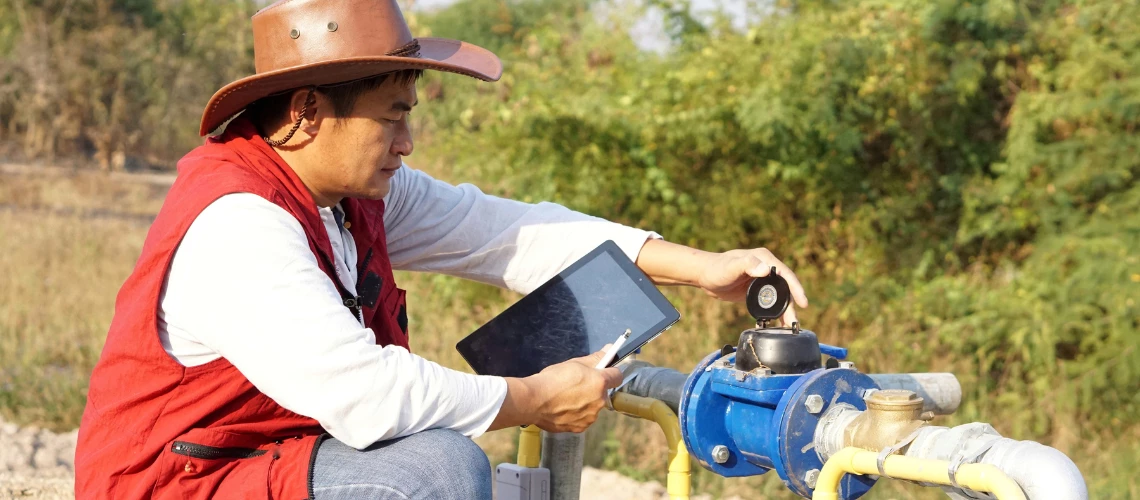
[610,392,691,500]
[812,447,1026,500]
[517,425,542,468]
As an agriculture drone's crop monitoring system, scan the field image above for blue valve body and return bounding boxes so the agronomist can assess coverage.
[679,349,879,499]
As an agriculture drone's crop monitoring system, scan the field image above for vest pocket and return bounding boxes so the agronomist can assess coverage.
[156,438,277,498]
[171,441,267,460]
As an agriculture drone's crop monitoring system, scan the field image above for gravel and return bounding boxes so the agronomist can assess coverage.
[0,417,76,499]
[0,416,730,500]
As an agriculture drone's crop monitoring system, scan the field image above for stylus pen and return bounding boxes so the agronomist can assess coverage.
[595,329,632,369]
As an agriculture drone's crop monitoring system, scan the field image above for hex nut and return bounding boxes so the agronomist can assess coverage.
[734,371,747,382]
[839,361,856,370]
[711,445,730,464]
[804,394,825,414]
[804,468,820,489]
[862,388,879,400]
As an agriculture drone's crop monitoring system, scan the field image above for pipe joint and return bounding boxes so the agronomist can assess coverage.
[844,389,929,454]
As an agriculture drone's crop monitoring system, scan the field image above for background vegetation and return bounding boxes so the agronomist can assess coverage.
[0,0,1136,497]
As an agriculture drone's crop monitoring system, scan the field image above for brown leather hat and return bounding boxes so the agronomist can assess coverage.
[199,0,502,136]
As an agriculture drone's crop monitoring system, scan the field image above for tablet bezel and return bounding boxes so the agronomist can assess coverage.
[455,240,681,377]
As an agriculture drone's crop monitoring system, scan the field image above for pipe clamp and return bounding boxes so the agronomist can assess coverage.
[875,428,923,477]
[948,438,998,498]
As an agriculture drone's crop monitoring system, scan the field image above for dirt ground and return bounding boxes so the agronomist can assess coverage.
[0,415,718,500]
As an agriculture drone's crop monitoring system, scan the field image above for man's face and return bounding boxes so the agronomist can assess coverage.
[316,78,416,201]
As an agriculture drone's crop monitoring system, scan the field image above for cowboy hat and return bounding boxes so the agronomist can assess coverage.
[199,0,502,136]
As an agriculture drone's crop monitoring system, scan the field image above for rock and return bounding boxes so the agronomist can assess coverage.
[32,446,58,469]
[0,416,78,498]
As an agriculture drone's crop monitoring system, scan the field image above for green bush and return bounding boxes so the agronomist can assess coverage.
[412,0,1139,441]
[0,0,256,167]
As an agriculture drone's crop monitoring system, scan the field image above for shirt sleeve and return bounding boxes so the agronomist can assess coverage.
[383,165,662,293]
[159,193,508,449]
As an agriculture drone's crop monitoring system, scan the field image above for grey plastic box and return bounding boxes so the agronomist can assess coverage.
[495,463,550,500]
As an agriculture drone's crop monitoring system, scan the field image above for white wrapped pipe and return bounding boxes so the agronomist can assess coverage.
[905,423,1087,500]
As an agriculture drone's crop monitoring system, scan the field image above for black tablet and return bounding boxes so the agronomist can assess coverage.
[456,240,681,378]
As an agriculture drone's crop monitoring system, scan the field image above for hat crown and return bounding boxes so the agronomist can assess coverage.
[253,0,414,74]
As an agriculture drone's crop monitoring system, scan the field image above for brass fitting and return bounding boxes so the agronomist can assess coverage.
[844,390,929,452]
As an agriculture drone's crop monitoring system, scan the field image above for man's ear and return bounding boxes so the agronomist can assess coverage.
[287,88,323,139]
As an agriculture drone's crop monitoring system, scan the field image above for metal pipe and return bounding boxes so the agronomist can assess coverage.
[812,447,1026,500]
[867,373,961,415]
[975,438,1087,500]
[610,392,691,500]
[517,425,542,468]
[618,364,963,418]
[539,431,585,500]
[618,361,688,414]
[905,424,1088,500]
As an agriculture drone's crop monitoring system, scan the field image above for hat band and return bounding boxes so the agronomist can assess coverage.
[386,39,420,58]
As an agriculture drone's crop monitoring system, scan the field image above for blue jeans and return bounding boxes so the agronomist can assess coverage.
[311,429,492,499]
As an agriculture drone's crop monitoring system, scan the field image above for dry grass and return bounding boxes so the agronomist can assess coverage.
[0,172,152,429]
[1,169,1136,499]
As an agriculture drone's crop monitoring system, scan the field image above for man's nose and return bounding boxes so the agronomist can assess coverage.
[391,120,414,157]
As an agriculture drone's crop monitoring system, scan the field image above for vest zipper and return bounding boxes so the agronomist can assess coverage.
[170,441,266,460]
[334,264,363,324]
[306,433,330,500]
[326,206,363,324]
[316,248,363,322]
[357,248,374,288]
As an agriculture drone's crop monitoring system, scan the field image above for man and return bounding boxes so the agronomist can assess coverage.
[75,0,808,498]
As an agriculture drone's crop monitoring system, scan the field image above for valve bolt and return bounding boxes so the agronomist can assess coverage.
[711,445,730,464]
[804,468,820,489]
[804,394,825,414]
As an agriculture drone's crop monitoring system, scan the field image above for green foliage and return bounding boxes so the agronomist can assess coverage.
[959,0,1140,247]
[0,0,256,167]
[413,0,1139,446]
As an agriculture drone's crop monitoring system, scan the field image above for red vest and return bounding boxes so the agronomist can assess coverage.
[75,118,409,499]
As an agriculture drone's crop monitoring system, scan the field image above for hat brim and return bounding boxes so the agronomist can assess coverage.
[199,37,502,136]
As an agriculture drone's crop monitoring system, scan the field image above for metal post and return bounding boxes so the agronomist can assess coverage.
[539,431,585,500]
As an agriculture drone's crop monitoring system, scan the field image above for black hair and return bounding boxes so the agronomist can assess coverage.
[246,69,423,136]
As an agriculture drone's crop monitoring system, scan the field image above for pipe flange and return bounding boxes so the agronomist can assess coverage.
[773,368,879,498]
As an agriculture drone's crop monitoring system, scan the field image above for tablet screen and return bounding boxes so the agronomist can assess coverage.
[456,240,680,378]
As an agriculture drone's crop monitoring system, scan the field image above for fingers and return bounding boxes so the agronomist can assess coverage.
[535,357,623,433]
[745,252,809,309]
[600,367,623,390]
[576,348,624,388]
[572,345,613,367]
[784,269,810,309]
[742,255,770,277]
[781,304,799,328]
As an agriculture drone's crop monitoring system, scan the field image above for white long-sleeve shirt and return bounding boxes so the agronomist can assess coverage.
[157,164,659,449]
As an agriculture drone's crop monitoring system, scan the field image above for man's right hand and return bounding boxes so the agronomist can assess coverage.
[490,348,624,433]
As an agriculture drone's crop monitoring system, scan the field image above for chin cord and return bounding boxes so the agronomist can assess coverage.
[263,87,316,147]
